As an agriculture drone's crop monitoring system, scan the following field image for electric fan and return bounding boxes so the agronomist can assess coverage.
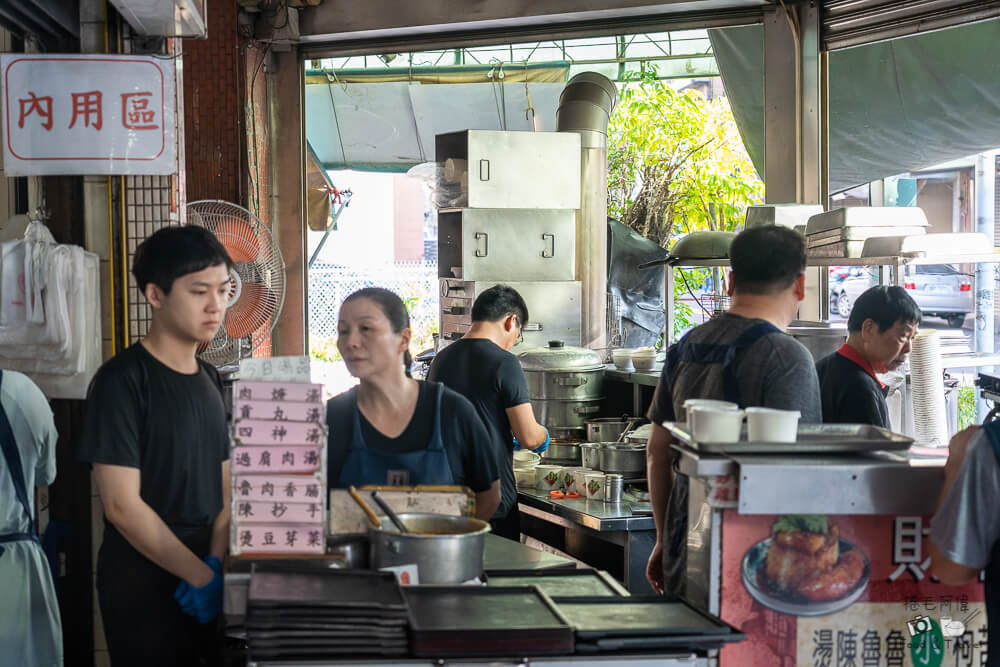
[186,200,286,368]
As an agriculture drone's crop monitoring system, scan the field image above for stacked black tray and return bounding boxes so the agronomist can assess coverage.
[551,596,746,653]
[246,567,409,659]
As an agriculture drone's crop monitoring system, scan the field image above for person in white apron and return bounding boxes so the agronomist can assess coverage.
[0,369,62,667]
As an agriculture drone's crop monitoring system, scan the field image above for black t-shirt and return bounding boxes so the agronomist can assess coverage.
[815,351,891,428]
[326,380,498,493]
[428,338,531,518]
[77,343,229,532]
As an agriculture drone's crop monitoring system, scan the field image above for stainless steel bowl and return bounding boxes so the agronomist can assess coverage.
[545,440,581,463]
[598,444,647,475]
[585,418,632,442]
[580,442,605,469]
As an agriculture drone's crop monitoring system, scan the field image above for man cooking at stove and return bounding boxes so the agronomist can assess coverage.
[816,285,920,429]
[428,284,550,541]
[645,225,822,596]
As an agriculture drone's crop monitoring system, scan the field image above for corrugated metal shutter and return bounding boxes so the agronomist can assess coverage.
[822,1,1000,51]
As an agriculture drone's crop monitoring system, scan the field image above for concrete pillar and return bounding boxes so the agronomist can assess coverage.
[975,152,996,422]
[578,147,608,349]
[763,3,825,321]
[269,49,307,355]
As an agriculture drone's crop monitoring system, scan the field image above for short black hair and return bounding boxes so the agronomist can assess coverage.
[729,225,807,294]
[472,284,529,325]
[132,225,233,294]
[848,285,922,333]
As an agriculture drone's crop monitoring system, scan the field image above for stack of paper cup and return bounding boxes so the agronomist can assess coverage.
[909,330,948,447]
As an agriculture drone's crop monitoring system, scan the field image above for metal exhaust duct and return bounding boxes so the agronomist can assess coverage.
[557,72,617,349]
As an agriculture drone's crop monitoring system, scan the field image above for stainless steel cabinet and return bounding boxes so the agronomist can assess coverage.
[438,209,576,281]
[439,279,582,348]
[435,130,581,210]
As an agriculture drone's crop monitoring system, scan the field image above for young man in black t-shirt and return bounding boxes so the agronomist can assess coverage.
[816,285,920,428]
[428,285,549,540]
[78,226,233,666]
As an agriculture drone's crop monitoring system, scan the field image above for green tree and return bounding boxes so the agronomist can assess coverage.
[608,68,763,243]
[607,68,764,339]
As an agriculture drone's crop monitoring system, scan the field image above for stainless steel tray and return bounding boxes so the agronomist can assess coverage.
[664,422,914,454]
[484,568,629,598]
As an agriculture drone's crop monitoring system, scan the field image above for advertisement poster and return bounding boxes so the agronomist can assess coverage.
[721,511,986,667]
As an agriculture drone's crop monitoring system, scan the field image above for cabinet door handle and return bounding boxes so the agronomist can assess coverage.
[541,233,555,258]
[479,159,490,181]
[474,232,488,258]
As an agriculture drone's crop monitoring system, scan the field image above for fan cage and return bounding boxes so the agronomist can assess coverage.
[187,200,285,367]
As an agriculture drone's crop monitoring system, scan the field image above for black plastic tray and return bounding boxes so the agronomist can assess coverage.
[247,568,407,611]
[551,596,742,641]
[404,586,574,657]
[484,568,629,598]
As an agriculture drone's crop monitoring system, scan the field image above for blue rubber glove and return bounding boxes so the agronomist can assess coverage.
[535,427,550,454]
[174,556,223,623]
[512,428,550,454]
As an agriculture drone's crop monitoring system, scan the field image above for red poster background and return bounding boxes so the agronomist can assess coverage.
[720,510,985,666]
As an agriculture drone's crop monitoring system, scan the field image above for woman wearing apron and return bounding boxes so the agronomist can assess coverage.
[0,370,62,667]
[326,288,500,520]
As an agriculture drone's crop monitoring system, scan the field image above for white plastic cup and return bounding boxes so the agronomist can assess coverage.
[535,465,564,493]
[562,467,588,493]
[515,467,536,489]
[583,472,606,500]
[745,407,801,443]
[689,406,745,442]
[682,399,740,430]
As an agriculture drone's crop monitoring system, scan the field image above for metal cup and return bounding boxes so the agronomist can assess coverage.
[604,473,624,503]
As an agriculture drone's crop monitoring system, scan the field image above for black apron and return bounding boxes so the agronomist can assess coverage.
[0,370,40,553]
[661,321,782,597]
[979,420,1000,666]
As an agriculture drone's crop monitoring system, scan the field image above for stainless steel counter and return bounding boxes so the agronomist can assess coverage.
[517,489,655,532]
[517,490,657,594]
[672,444,948,515]
[604,365,663,387]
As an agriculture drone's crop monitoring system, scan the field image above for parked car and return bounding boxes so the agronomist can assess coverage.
[830,264,971,328]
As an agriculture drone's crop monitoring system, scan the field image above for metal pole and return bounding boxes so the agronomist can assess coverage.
[975,153,996,423]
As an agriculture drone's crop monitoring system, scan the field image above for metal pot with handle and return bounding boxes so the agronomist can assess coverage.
[517,341,605,429]
[369,513,490,584]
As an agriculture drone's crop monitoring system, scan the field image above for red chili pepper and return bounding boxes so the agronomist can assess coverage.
[565,491,581,499]
[549,490,565,499]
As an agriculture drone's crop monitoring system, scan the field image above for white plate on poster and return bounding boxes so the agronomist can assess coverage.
[741,538,870,617]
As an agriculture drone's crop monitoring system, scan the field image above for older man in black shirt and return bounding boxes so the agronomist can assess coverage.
[429,285,549,540]
[816,285,920,428]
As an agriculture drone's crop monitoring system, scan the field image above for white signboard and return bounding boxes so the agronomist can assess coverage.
[1,54,176,175]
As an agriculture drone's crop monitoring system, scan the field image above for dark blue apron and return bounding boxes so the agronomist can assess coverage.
[662,321,782,597]
[979,420,1000,666]
[338,382,456,487]
[0,370,40,556]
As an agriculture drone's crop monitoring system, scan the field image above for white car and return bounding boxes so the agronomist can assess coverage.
[830,264,971,328]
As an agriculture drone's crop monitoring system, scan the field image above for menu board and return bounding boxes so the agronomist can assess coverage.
[230,373,327,557]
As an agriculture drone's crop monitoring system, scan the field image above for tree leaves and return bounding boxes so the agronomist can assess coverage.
[607,68,764,248]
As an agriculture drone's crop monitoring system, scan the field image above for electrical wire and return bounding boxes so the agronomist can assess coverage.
[678,268,713,319]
